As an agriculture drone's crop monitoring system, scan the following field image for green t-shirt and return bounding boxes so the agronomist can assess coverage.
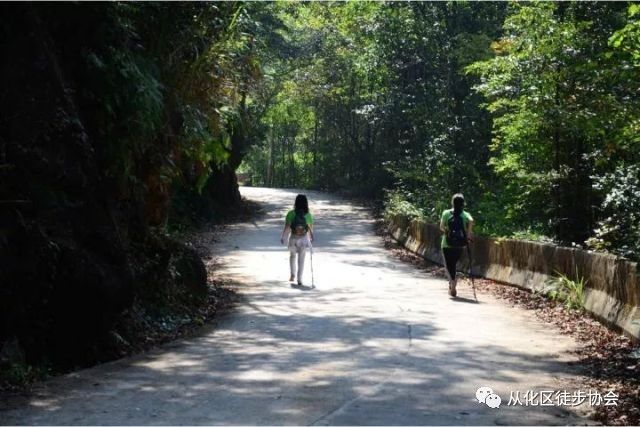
[285,210,314,234]
[440,209,473,248]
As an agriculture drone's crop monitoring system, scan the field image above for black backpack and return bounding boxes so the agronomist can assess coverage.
[446,210,467,247]
[291,210,309,235]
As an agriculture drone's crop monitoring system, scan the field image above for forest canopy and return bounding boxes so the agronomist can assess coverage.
[239,1,640,260]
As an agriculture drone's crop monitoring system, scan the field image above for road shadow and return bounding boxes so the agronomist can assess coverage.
[290,283,315,291]
[0,288,584,425]
[451,296,480,304]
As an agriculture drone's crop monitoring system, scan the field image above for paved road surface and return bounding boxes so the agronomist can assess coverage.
[1,187,592,425]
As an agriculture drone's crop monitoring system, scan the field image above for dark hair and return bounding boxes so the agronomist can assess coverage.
[294,194,309,214]
[452,193,465,216]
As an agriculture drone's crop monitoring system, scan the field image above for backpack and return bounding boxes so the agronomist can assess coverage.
[291,210,309,235]
[446,210,467,247]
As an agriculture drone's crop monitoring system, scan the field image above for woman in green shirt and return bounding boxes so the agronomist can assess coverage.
[439,193,474,297]
[280,194,314,286]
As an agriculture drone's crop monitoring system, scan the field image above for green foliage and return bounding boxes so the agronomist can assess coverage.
[468,3,585,242]
[383,190,424,221]
[72,2,275,226]
[610,3,640,65]
[586,165,640,259]
[242,2,504,200]
[547,268,587,311]
[467,2,635,251]
[239,2,638,259]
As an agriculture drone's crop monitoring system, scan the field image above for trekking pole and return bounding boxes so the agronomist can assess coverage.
[310,242,315,288]
[467,243,477,301]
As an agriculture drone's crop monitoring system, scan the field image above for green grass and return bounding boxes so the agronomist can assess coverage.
[547,267,587,311]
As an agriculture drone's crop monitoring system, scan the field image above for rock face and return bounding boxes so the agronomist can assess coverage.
[388,215,640,340]
[0,5,209,368]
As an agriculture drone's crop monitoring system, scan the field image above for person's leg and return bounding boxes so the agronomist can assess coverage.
[450,248,463,295]
[289,237,297,281]
[443,247,462,296]
[297,244,306,284]
[442,248,457,281]
[451,248,463,281]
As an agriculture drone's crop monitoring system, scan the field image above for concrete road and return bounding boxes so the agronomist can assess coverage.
[1,187,593,425]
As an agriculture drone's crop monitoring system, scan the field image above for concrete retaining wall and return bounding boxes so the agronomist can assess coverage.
[388,215,640,340]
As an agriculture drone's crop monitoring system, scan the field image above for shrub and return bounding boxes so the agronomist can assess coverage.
[383,190,425,220]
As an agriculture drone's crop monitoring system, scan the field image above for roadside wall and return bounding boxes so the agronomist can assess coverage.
[388,215,640,340]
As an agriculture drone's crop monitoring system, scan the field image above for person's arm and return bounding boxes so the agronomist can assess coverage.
[281,223,290,244]
[308,224,314,242]
[467,218,475,242]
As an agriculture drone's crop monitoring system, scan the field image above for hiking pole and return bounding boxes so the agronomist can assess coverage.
[310,242,315,288]
[467,243,477,301]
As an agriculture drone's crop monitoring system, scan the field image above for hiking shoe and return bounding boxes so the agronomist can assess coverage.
[448,280,457,297]
[297,281,303,287]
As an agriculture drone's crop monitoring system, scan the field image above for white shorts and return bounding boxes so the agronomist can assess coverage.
[289,234,311,250]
